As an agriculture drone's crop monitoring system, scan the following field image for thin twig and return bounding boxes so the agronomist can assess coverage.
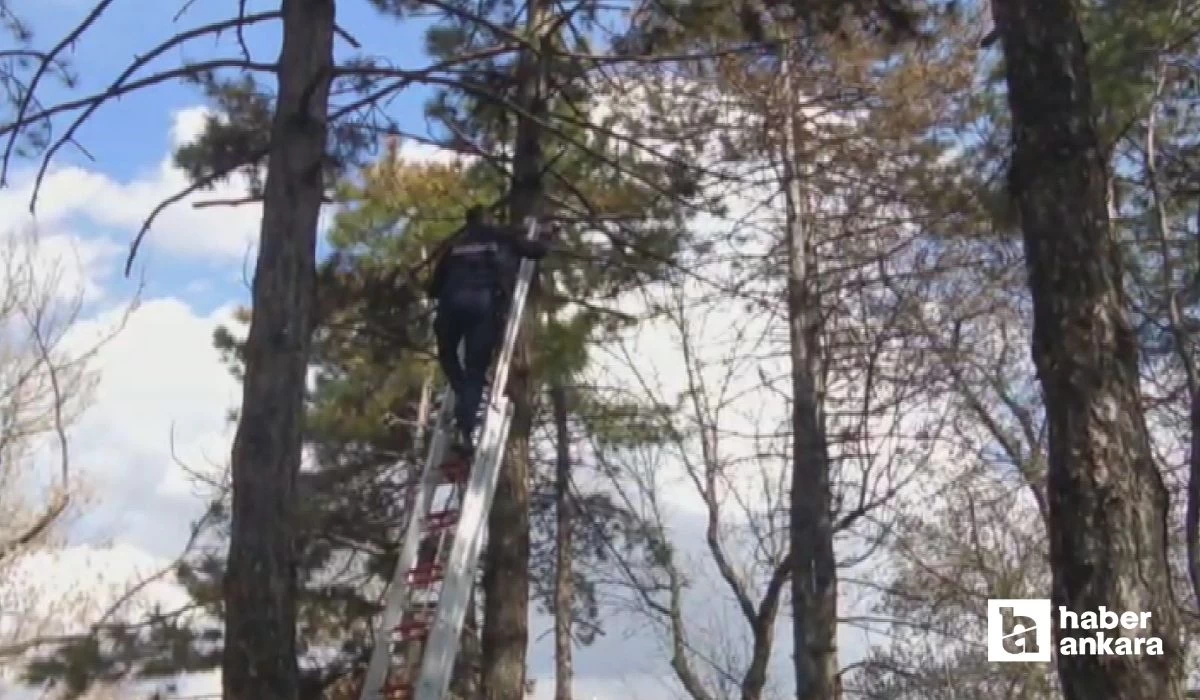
[334,24,361,48]
[124,146,269,276]
[28,8,280,211]
[1,0,116,185]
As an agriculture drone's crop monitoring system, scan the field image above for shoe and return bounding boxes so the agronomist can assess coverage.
[449,443,474,463]
[457,431,475,457]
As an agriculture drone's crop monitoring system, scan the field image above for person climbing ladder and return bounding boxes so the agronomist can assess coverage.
[426,206,549,455]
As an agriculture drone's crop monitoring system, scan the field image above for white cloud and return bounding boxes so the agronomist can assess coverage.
[27,231,122,303]
[2,542,188,626]
[395,138,471,166]
[528,673,678,700]
[0,543,193,697]
[169,105,212,148]
[59,296,239,555]
[0,105,478,269]
[0,292,236,695]
[0,107,262,264]
[1,219,121,306]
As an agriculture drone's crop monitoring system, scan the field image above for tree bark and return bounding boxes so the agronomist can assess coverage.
[740,559,789,700]
[990,0,1186,697]
[1187,394,1200,611]
[221,1,334,699]
[550,381,574,700]
[449,592,481,698]
[781,51,839,700]
[480,0,547,697]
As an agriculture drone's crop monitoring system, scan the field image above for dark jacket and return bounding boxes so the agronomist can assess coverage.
[427,223,549,302]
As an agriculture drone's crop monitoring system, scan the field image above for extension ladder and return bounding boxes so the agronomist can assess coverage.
[359,216,542,700]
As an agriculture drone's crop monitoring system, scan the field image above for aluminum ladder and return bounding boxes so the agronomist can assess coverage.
[359,216,542,700]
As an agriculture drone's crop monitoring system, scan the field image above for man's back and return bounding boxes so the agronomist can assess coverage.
[428,220,547,301]
[427,210,550,450]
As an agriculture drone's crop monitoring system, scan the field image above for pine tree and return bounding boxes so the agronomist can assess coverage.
[985,0,1187,697]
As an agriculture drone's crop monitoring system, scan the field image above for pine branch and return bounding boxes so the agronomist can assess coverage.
[0,494,69,564]
[0,0,116,186]
[125,145,269,276]
[2,7,282,205]
[327,43,519,125]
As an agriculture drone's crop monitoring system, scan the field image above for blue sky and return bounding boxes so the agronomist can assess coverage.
[22,0,438,177]
[16,0,443,315]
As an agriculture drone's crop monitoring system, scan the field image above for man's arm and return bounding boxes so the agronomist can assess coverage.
[497,224,550,259]
[426,253,448,297]
[426,237,460,298]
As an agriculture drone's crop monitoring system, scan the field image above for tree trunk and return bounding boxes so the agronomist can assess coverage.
[1188,394,1200,611]
[221,1,334,699]
[550,381,574,700]
[1145,77,1200,615]
[781,52,839,700]
[450,591,481,698]
[990,0,1186,697]
[480,0,547,697]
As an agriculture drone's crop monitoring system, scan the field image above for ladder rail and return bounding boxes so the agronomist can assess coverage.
[487,216,540,410]
[360,389,456,700]
[360,215,542,700]
[414,399,515,700]
[412,216,540,698]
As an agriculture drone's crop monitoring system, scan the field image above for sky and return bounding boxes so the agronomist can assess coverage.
[1,2,878,699]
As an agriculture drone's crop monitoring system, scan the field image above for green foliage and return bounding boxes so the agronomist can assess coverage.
[1081,0,1184,146]
[615,0,947,58]
[311,147,674,649]
[173,74,273,193]
[533,310,593,381]
[0,1,78,166]
[21,609,223,697]
[529,490,662,644]
[574,392,668,450]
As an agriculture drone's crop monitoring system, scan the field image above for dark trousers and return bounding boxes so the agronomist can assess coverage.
[434,288,503,449]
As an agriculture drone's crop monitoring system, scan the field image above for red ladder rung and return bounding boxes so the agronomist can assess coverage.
[408,563,443,587]
[395,618,431,641]
[440,460,469,483]
[425,509,460,530]
[382,676,412,699]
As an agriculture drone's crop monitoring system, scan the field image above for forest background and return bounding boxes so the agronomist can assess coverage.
[2,0,1199,699]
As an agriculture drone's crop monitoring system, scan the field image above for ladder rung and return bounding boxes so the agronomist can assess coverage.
[383,677,412,699]
[397,607,434,624]
[395,619,431,641]
[397,608,434,628]
[439,460,469,483]
[408,563,444,587]
[416,542,441,571]
[389,640,414,656]
[361,236,532,700]
[425,509,459,531]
